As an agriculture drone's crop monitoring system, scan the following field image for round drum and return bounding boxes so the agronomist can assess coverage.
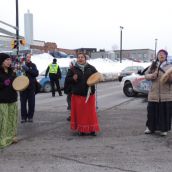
[12,76,29,91]
[87,72,103,86]
[160,67,172,84]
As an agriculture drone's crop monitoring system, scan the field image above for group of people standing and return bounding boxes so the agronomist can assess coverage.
[0,49,172,149]
[0,53,39,148]
[0,52,100,148]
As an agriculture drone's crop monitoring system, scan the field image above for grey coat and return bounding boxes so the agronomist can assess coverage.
[145,63,172,102]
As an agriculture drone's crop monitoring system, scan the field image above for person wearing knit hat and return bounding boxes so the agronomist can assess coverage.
[157,49,168,59]
[144,49,172,136]
[0,53,18,148]
[0,53,11,65]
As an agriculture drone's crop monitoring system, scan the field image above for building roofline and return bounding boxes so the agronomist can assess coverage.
[114,48,154,51]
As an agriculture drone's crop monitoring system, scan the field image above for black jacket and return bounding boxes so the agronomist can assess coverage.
[24,62,39,90]
[0,67,17,103]
[64,68,72,94]
[65,63,97,96]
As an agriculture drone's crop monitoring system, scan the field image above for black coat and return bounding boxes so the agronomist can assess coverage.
[24,62,39,90]
[65,63,97,96]
[64,68,72,95]
[0,67,17,103]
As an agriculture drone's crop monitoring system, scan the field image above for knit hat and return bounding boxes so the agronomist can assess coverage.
[157,49,168,58]
[0,53,11,65]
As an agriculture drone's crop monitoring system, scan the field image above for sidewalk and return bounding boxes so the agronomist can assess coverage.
[0,98,172,172]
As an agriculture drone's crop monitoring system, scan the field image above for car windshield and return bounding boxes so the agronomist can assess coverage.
[122,66,143,72]
[139,66,150,75]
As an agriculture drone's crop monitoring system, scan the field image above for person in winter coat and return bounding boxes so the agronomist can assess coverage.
[20,53,39,123]
[65,53,100,136]
[45,58,62,97]
[144,49,172,136]
[64,60,76,121]
[0,53,18,148]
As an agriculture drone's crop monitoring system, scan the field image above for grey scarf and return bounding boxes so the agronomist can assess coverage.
[76,62,87,73]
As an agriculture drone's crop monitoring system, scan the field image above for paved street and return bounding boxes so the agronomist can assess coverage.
[0,82,172,172]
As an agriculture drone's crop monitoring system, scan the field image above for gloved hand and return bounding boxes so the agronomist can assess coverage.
[4,79,11,86]
[22,64,29,71]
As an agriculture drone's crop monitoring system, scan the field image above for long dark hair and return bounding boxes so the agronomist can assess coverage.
[149,59,158,73]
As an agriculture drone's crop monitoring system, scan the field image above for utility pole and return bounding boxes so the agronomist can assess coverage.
[16,0,19,57]
[119,26,124,63]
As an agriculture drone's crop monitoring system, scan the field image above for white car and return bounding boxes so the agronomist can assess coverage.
[121,70,152,97]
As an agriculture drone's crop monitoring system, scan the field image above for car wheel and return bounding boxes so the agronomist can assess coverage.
[123,82,137,97]
[43,82,52,93]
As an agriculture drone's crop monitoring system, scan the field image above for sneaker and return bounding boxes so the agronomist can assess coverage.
[21,119,27,123]
[144,127,151,134]
[160,132,167,136]
[28,119,33,123]
[59,94,63,96]
[12,137,18,144]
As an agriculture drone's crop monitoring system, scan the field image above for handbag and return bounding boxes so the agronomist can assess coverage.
[35,80,41,94]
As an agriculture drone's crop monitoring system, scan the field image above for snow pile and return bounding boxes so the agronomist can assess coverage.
[31,53,151,80]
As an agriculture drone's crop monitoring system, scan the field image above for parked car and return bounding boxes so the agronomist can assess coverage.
[118,65,144,82]
[121,67,152,97]
[37,67,69,93]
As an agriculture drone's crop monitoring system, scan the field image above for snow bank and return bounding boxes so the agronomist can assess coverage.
[31,53,151,80]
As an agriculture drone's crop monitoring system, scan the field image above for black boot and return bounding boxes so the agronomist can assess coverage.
[78,132,86,136]
[90,132,97,136]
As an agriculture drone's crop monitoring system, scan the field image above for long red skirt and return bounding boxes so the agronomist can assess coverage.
[71,94,100,133]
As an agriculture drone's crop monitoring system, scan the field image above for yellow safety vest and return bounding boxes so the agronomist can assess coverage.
[49,64,59,74]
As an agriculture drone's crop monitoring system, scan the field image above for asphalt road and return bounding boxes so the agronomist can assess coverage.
[1,81,172,172]
[34,81,133,112]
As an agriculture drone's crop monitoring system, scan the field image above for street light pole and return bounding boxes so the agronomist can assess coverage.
[155,38,158,59]
[119,26,124,63]
[16,0,19,57]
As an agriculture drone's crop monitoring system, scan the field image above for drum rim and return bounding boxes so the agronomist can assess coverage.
[87,72,103,86]
[12,76,30,91]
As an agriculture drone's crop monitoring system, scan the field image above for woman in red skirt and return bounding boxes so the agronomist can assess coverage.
[65,53,100,136]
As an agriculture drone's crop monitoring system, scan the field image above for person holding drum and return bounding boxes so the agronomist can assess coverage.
[0,53,18,148]
[20,53,39,123]
[65,53,100,136]
[144,49,172,136]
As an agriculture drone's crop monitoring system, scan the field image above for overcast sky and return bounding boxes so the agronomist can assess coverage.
[1,0,172,54]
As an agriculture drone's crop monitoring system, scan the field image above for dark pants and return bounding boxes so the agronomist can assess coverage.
[146,101,172,132]
[66,94,71,110]
[20,89,35,120]
[50,78,62,96]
